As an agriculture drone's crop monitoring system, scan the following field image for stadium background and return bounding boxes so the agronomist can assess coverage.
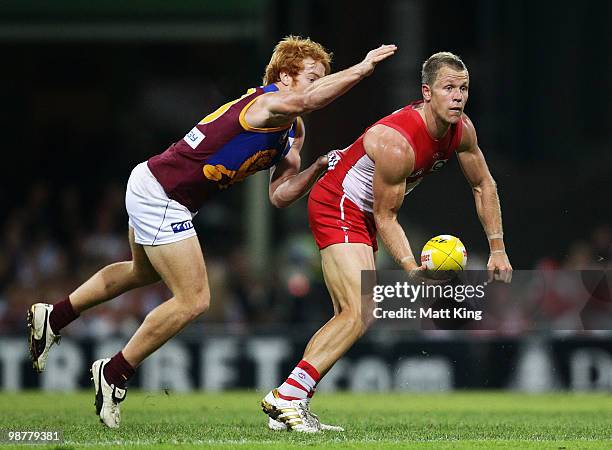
[1,0,611,393]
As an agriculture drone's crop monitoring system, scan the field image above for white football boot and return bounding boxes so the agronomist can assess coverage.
[27,303,61,372]
[261,389,322,433]
[267,398,345,432]
[91,359,127,428]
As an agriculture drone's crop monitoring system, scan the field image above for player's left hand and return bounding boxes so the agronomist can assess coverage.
[313,154,329,177]
[358,44,397,77]
[487,251,512,283]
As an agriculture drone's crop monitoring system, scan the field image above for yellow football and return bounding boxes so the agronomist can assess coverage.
[420,234,467,272]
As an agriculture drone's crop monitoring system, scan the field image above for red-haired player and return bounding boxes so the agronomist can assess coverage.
[27,36,396,430]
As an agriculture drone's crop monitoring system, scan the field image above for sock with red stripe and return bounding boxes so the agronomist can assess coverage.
[49,297,79,334]
[103,352,135,389]
[307,386,316,398]
[277,359,320,401]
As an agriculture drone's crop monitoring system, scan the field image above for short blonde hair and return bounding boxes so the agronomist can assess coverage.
[263,35,332,85]
[421,51,468,86]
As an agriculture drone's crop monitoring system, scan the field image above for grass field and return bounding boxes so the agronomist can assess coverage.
[1,391,611,449]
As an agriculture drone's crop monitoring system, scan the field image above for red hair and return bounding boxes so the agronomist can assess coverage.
[263,35,332,85]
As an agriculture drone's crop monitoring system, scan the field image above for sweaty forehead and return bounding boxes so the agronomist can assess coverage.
[301,57,326,77]
[436,66,469,84]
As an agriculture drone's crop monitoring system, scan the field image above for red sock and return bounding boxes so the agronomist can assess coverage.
[49,297,79,334]
[103,352,135,389]
[277,359,320,401]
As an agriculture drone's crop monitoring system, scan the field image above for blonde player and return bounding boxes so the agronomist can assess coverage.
[262,52,512,432]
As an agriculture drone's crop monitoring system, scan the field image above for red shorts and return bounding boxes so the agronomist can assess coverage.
[308,182,378,252]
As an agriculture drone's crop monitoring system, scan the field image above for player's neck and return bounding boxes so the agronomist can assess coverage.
[422,104,451,140]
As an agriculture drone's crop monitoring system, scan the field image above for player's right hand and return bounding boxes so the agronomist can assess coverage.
[403,261,427,275]
[487,251,513,283]
[359,44,397,77]
[408,267,457,286]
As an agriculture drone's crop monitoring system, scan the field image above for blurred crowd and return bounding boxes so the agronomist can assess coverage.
[0,182,610,337]
[0,181,333,337]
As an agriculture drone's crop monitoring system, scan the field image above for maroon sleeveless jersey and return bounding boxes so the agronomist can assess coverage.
[148,85,296,212]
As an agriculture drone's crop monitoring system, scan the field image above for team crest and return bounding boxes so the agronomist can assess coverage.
[203,149,278,188]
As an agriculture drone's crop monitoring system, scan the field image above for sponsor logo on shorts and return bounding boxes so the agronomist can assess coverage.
[171,220,194,233]
[184,127,205,149]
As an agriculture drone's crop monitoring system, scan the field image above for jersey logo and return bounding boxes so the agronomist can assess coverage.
[327,150,341,171]
[171,220,194,233]
[184,127,206,149]
[202,149,278,189]
[430,159,448,172]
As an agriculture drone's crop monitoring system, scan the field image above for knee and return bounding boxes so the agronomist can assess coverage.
[187,286,211,320]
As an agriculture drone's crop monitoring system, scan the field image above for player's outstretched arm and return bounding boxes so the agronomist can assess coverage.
[456,115,512,282]
[251,44,397,127]
[269,119,327,208]
[368,125,423,272]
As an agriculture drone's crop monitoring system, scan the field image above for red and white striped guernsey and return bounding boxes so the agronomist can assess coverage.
[317,100,463,213]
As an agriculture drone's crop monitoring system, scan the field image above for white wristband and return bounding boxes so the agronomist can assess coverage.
[490,250,506,254]
[487,233,504,240]
[400,255,416,264]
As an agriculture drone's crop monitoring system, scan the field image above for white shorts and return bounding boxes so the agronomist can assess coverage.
[125,162,197,246]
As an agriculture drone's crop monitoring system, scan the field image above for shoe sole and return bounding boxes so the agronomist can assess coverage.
[27,305,42,373]
[268,417,287,431]
[91,361,104,422]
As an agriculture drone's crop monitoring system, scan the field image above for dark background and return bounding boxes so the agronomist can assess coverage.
[0,0,610,335]
[2,0,610,267]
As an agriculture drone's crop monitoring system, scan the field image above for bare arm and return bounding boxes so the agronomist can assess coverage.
[456,115,512,281]
[367,125,420,272]
[247,44,397,128]
[269,119,327,208]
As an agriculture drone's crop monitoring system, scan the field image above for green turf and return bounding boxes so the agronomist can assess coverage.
[1,391,611,448]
